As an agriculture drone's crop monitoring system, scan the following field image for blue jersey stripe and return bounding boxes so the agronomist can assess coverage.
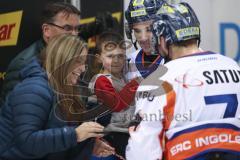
[170,123,240,140]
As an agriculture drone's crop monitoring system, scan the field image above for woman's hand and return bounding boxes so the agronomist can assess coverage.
[75,122,104,142]
[92,138,115,157]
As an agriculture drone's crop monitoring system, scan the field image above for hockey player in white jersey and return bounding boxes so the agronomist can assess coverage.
[126,2,240,160]
[125,0,165,80]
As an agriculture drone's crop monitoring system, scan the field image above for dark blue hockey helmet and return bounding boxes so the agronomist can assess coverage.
[125,0,166,42]
[152,2,200,47]
[125,0,165,25]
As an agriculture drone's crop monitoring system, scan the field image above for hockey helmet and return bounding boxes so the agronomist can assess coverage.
[152,2,200,47]
[125,0,165,41]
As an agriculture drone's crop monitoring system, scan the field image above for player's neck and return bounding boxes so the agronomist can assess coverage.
[170,43,202,59]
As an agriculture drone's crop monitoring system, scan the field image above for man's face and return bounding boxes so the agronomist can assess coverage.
[43,12,80,43]
[132,20,153,55]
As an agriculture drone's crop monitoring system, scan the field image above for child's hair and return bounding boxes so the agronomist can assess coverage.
[95,31,124,54]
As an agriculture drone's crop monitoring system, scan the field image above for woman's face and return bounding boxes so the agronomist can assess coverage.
[67,47,88,85]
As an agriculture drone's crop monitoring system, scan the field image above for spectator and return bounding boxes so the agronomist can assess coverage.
[0,34,107,160]
[88,32,140,159]
[1,2,81,101]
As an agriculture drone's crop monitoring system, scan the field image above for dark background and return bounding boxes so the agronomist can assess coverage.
[0,0,123,91]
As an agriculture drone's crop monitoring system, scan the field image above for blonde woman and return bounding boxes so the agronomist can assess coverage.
[0,34,113,160]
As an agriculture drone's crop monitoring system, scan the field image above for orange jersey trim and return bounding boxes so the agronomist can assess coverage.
[166,127,240,160]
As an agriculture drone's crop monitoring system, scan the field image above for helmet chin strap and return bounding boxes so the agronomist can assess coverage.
[128,27,138,50]
[159,39,172,63]
[165,46,172,62]
[133,40,138,50]
[163,40,173,62]
[149,34,159,55]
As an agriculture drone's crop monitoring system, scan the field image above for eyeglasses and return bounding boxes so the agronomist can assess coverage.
[47,22,81,33]
[103,41,133,51]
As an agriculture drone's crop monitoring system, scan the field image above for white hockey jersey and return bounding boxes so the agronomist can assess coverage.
[126,51,240,160]
[125,49,165,81]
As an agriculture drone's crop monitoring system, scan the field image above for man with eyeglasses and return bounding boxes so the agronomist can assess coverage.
[1,2,81,101]
[0,2,115,160]
[45,22,80,36]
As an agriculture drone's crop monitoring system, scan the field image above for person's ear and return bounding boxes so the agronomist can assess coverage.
[95,54,102,63]
[160,37,167,52]
[42,23,51,43]
[160,36,169,56]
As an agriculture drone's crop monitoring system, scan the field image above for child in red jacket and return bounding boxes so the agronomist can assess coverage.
[89,32,140,159]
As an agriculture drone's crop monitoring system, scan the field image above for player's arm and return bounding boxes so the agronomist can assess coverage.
[126,84,168,160]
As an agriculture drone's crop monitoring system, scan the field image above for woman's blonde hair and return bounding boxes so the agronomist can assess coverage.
[44,34,87,121]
